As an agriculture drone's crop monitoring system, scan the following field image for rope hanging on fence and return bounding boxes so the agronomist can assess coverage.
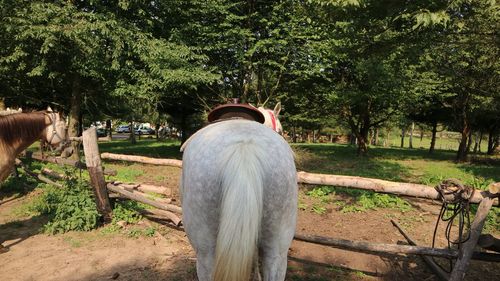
[432,178,475,273]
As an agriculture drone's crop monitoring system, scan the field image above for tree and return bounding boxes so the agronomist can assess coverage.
[306,0,426,155]
[0,1,217,153]
[411,0,499,161]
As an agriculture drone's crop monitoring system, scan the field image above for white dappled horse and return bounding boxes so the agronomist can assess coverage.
[257,103,283,135]
[181,103,297,281]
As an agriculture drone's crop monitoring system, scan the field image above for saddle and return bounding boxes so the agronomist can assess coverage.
[207,103,265,124]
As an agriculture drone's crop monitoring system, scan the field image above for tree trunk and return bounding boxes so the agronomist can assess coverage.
[487,130,499,155]
[357,137,368,155]
[374,128,379,146]
[155,124,160,140]
[456,119,471,162]
[292,126,297,143]
[420,126,424,141]
[466,130,473,153]
[400,127,406,148]
[0,98,5,110]
[129,121,136,144]
[350,132,356,145]
[478,131,483,153]
[409,122,414,149]
[68,75,82,160]
[385,128,390,147]
[106,120,112,141]
[356,126,369,156]
[429,121,438,154]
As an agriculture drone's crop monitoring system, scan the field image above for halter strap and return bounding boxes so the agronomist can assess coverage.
[46,112,66,145]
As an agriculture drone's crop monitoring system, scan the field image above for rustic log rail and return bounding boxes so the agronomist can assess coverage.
[294,233,459,259]
[107,183,182,215]
[101,152,182,168]
[296,172,498,206]
[97,153,498,206]
[29,153,117,176]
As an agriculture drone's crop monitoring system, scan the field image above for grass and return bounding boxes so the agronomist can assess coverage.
[382,130,462,151]
[293,143,500,185]
[99,139,181,159]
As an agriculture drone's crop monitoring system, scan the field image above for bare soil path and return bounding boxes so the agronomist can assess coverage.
[1,167,499,281]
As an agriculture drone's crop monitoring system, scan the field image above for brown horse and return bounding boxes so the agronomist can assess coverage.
[0,110,68,183]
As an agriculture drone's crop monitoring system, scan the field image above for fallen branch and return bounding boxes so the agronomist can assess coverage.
[107,183,182,214]
[41,168,66,180]
[390,219,449,281]
[113,181,173,197]
[297,172,498,205]
[293,233,458,259]
[17,165,63,188]
[101,153,182,168]
[137,208,182,226]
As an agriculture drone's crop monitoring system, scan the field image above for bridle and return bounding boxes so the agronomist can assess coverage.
[45,112,69,149]
[265,110,281,133]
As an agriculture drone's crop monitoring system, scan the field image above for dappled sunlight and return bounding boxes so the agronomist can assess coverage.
[292,143,500,185]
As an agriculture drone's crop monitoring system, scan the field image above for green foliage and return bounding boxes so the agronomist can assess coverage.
[144,226,156,237]
[339,191,412,213]
[311,204,327,215]
[305,185,412,213]
[305,186,336,214]
[306,186,336,199]
[114,168,144,183]
[29,177,101,234]
[111,201,143,225]
[126,227,143,238]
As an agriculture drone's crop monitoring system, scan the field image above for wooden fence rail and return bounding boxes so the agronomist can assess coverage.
[99,152,498,206]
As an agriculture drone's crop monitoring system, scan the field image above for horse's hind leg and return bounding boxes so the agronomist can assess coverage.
[195,248,215,281]
[260,241,290,281]
[260,222,295,281]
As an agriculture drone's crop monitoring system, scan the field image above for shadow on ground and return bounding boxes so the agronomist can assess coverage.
[0,215,48,251]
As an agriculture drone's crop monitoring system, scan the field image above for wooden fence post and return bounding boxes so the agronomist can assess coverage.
[449,192,496,281]
[82,127,113,223]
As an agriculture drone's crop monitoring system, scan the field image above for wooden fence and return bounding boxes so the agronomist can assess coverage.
[23,127,499,281]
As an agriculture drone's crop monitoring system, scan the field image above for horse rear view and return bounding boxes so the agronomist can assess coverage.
[181,119,297,281]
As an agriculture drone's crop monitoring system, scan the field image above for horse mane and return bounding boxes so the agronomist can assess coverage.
[0,111,47,147]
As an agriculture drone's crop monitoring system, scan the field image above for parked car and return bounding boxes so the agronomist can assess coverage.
[134,127,155,135]
[140,127,155,135]
[116,125,130,133]
[96,128,107,137]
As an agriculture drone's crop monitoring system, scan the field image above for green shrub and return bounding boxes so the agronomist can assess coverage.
[112,201,143,225]
[340,192,412,213]
[306,186,336,198]
[29,175,101,234]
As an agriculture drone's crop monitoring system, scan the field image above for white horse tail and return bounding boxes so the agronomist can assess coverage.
[213,139,265,281]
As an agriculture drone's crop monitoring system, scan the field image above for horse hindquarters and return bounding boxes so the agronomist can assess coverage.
[182,139,265,281]
[182,120,297,281]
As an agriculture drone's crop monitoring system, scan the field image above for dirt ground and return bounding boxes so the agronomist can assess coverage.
[1,165,499,281]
